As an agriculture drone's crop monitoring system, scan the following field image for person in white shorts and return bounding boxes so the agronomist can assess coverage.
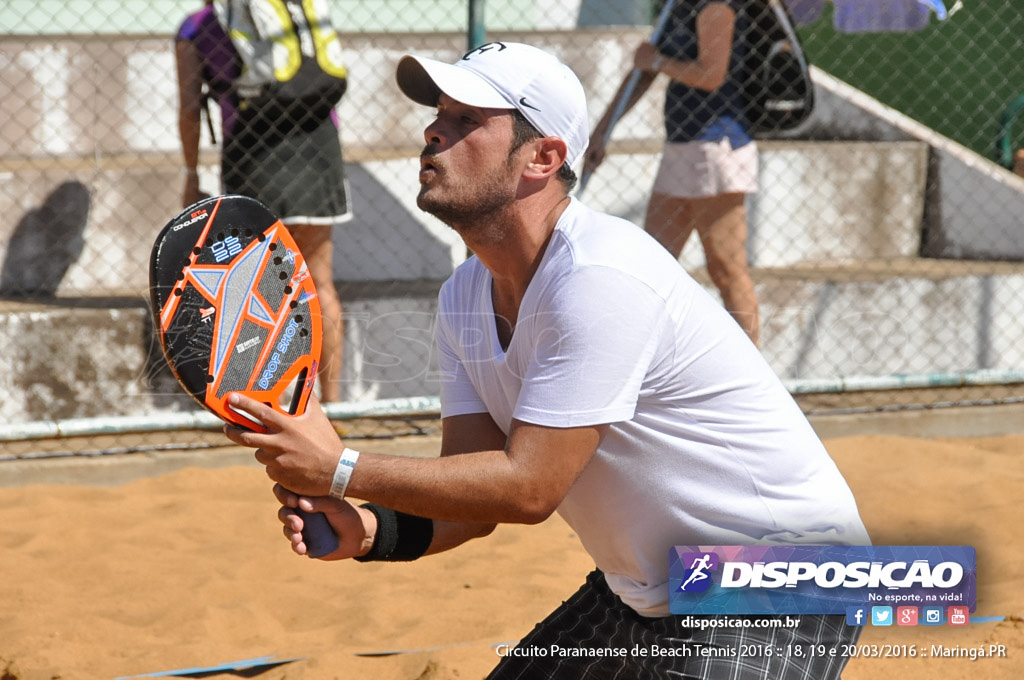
[224,42,870,679]
[585,0,761,345]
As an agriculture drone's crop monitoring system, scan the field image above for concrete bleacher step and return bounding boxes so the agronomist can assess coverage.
[0,279,446,425]
[3,259,1023,425]
[583,140,932,270]
[745,258,1024,381]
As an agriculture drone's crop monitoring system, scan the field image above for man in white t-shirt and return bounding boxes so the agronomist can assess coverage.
[225,41,869,679]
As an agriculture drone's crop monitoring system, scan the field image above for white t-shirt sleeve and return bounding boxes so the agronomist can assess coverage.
[513,266,669,428]
[436,286,490,419]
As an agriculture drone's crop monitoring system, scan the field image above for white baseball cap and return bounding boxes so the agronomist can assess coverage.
[396,42,589,167]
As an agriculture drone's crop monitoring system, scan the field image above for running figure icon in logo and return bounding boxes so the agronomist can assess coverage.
[679,552,720,593]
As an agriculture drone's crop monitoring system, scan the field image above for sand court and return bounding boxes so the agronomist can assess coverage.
[1,432,1022,679]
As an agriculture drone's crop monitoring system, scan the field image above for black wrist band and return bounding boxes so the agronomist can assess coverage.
[353,503,433,562]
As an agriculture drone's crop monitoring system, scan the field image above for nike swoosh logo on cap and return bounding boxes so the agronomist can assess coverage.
[518,97,541,112]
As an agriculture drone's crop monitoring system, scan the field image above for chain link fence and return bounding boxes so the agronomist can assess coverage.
[2,0,1023,456]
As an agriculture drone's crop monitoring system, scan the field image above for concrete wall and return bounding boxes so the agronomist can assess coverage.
[0,31,654,297]
[3,30,1024,423]
[794,68,1024,262]
[2,30,959,299]
[583,141,928,270]
[6,258,1024,423]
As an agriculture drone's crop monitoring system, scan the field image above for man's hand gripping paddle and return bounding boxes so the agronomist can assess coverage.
[150,194,339,557]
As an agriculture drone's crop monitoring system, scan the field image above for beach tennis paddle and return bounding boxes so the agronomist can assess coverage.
[150,194,339,558]
[577,0,676,196]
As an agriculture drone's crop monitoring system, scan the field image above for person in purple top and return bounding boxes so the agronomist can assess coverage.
[174,1,239,208]
[174,0,349,403]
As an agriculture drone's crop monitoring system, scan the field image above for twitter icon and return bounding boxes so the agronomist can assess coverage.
[871,606,893,626]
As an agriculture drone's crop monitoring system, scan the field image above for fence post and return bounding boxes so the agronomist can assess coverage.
[468,0,486,49]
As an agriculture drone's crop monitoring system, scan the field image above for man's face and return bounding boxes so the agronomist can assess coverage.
[416,94,521,227]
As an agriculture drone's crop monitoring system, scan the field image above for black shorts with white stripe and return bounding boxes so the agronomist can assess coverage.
[487,570,860,680]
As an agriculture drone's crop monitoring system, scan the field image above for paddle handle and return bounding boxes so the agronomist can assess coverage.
[296,508,340,558]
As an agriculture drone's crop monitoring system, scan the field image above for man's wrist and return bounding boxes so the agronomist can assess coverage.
[356,504,377,557]
[353,504,433,562]
[328,447,360,500]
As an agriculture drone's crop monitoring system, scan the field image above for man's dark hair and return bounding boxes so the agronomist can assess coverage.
[508,110,578,192]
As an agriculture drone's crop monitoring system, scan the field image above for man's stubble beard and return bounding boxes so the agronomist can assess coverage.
[417,148,518,241]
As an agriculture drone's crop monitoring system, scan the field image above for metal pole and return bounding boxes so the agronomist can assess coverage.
[577,0,677,197]
[468,0,486,50]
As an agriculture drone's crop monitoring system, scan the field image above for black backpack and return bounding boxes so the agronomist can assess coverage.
[742,0,814,135]
[218,0,348,113]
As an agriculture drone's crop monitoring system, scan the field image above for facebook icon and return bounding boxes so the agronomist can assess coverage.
[846,606,867,626]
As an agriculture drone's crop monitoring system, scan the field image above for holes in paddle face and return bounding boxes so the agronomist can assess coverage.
[294,313,309,338]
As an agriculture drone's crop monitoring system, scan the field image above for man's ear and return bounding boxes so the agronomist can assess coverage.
[522,137,569,180]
